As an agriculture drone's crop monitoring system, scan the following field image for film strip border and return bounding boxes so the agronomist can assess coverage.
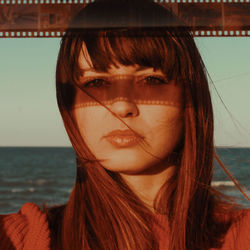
[0,3,250,37]
[0,0,91,4]
[0,0,250,4]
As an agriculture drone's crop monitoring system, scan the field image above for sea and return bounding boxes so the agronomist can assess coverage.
[0,147,249,214]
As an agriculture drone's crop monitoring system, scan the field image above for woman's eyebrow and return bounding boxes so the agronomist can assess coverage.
[79,66,156,75]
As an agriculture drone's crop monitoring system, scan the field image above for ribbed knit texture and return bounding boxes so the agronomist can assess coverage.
[0,203,249,249]
[0,203,50,250]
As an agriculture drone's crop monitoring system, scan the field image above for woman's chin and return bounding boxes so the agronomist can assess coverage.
[99,152,162,175]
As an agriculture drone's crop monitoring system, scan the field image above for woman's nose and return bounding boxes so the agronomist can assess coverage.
[110,100,139,118]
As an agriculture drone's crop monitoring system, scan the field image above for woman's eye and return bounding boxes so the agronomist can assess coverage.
[82,78,109,88]
[143,76,168,85]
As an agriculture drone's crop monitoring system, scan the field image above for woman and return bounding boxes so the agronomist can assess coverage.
[0,0,249,249]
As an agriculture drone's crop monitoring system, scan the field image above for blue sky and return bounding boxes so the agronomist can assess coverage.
[0,37,250,147]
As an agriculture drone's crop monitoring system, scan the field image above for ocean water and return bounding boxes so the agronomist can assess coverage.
[0,147,249,214]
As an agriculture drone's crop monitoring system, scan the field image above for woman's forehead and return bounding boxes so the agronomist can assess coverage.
[78,43,162,75]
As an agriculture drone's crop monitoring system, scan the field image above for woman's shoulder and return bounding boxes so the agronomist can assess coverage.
[0,202,50,250]
[221,208,250,250]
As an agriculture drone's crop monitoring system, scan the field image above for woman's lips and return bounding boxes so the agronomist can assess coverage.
[103,129,142,148]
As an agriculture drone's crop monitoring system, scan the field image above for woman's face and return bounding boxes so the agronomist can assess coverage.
[72,44,184,175]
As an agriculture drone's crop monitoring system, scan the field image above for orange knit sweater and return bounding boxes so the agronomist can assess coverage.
[0,203,249,250]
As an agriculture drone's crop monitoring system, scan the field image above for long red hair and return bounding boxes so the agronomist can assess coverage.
[46,1,238,249]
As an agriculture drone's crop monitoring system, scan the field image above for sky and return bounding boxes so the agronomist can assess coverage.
[0,37,250,147]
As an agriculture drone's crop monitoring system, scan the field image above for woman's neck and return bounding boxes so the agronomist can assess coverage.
[120,164,175,211]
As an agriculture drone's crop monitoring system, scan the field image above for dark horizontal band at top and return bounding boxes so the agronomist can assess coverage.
[0,2,250,37]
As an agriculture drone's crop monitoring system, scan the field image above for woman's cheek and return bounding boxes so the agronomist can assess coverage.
[141,106,183,155]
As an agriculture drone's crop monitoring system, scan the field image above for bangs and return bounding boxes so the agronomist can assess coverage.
[71,29,189,82]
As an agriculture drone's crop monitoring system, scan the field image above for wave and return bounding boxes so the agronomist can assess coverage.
[11,187,35,193]
[11,188,23,193]
[211,181,235,187]
[9,181,237,192]
[28,179,47,186]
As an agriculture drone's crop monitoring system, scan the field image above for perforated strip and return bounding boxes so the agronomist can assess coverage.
[193,30,250,36]
[0,31,64,38]
[0,0,250,4]
[1,30,249,38]
[157,0,250,3]
[0,0,92,4]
